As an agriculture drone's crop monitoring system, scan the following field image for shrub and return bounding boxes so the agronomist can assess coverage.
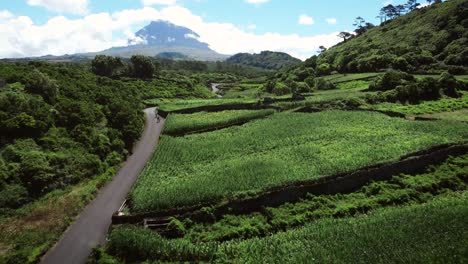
[316,63,332,76]
[315,78,337,90]
[369,70,415,91]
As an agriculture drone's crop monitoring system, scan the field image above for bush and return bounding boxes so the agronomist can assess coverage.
[130,55,157,79]
[316,63,332,76]
[91,55,123,77]
[315,78,337,90]
[369,70,415,91]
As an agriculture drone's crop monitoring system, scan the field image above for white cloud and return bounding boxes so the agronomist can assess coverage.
[326,18,337,25]
[298,14,314,25]
[142,0,177,6]
[0,6,341,60]
[26,0,89,15]
[245,0,270,4]
[247,24,257,30]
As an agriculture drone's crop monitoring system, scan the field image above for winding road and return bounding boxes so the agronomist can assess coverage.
[41,108,165,264]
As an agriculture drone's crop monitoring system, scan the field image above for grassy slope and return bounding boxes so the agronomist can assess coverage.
[130,111,468,212]
[318,0,467,72]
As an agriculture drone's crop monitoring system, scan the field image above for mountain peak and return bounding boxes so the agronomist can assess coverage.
[132,20,207,50]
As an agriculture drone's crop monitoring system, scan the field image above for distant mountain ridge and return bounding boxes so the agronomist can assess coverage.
[227,51,302,70]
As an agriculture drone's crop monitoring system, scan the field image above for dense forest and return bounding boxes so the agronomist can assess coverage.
[227,51,302,70]
[0,61,145,212]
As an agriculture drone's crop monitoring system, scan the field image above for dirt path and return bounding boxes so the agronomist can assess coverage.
[211,83,223,97]
[41,108,165,264]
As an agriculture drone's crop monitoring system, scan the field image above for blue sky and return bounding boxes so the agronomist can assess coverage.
[0,0,422,59]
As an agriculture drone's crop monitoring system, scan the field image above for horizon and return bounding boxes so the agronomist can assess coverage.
[1,0,433,60]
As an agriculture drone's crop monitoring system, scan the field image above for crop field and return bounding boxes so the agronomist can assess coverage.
[425,109,468,122]
[145,98,258,111]
[273,87,373,109]
[130,111,468,212]
[374,93,468,115]
[163,109,276,136]
[107,191,468,263]
[222,83,264,98]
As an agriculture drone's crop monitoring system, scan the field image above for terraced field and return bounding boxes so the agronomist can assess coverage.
[163,109,275,136]
[130,111,468,212]
[107,191,468,263]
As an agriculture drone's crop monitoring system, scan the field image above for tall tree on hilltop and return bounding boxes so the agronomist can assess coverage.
[338,32,352,42]
[406,0,420,11]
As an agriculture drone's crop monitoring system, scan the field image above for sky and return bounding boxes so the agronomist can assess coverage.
[0,0,423,60]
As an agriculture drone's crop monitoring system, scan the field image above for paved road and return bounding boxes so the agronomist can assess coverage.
[41,108,165,264]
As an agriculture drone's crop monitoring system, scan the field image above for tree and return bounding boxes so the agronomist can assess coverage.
[353,17,374,35]
[353,17,366,35]
[406,0,420,11]
[395,5,406,16]
[91,55,123,77]
[381,5,399,21]
[338,32,352,42]
[318,46,327,54]
[24,70,59,104]
[130,55,156,79]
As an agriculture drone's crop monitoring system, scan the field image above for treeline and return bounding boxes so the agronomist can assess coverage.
[0,61,144,211]
[226,51,302,70]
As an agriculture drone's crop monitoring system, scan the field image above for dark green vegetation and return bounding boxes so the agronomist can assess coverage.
[0,62,144,211]
[130,111,467,212]
[227,51,302,70]
[366,70,467,104]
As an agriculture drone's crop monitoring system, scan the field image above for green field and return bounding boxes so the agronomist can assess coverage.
[145,98,258,111]
[107,191,468,263]
[163,109,276,135]
[130,111,468,212]
[427,109,468,122]
[374,93,468,115]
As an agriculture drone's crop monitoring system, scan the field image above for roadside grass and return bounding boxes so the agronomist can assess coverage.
[106,191,468,263]
[0,167,117,264]
[163,110,276,136]
[130,111,468,212]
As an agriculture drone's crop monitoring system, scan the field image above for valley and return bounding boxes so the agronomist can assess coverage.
[0,0,467,263]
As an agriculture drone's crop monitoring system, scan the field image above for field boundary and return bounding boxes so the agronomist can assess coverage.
[112,143,468,224]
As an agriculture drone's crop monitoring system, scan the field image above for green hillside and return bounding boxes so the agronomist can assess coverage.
[318,0,468,74]
[227,51,302,70]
